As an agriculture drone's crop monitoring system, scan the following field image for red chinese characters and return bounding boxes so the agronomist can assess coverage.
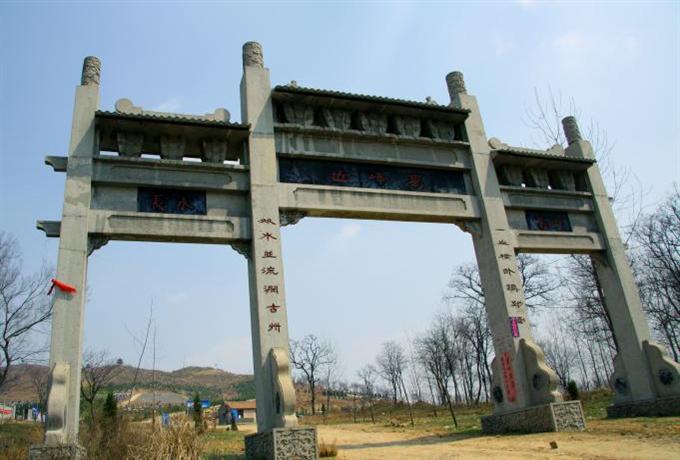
[330,169,349,183]
[262,250,276,259]
[268,322,281,332]
[261,266,279,275]
[151,194,165,212]
[501,352,517,402]
[260,232,277,241]
[407,174,423,190]
[368,172,388,187]
[258,218,277,225]
[267,303,280,313]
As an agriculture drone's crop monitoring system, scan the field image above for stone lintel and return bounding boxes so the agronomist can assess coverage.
[606,396,680,418]
[29,443,86,460]
[46,156,69,172]
[37,220,61,237]
[481,400,585,434]
[245,427,318,460]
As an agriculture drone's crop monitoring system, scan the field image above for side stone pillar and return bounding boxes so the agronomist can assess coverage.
[240,41,316,459]
[562,117,680,417]
[448,72,585,434]
[33,57,100,458]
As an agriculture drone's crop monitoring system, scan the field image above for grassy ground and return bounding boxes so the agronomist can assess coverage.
[193,390,679,459]
[0,422,43,460]
[3,391,678,459]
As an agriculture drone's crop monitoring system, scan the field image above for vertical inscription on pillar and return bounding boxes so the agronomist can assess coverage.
[501,352,517,402]
[257,217,284,335]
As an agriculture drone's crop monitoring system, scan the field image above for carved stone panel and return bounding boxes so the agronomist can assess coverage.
[283,104,314,126]
[357,113,388,134]
[116,132,144,158]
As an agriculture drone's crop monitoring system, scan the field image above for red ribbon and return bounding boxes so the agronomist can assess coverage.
[48,279,78,295]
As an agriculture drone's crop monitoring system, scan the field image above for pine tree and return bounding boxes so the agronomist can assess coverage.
[103,391,117,419]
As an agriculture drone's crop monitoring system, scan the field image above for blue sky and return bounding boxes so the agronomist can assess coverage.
[1,1,678,378]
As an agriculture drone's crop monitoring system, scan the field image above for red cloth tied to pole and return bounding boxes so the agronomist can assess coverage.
[47,279,77,295]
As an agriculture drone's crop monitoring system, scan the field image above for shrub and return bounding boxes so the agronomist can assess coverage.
[566,380,580,400]
[319,439,338,457]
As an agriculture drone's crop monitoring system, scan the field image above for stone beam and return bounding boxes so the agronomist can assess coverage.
[277,183,480,223]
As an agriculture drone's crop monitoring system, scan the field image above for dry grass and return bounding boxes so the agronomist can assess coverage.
[80,415,203,460]
[0,422,43,460]
[318,438,338,457]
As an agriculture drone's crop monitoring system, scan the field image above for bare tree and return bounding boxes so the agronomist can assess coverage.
[290,334,336,414]
[376,341,414,426]
[81,349,123,428]
[0,232,52,390]
[414,320,458,426]
[444,255,558,310]
[632,188,680,359]
[126,301,154,405]
[28,364,49,411]
[357,365,377,423]
[540,320,577,388]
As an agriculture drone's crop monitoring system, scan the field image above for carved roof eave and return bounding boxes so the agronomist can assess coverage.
[274,123,470,149]
[95,111,251,159]
[272,85,470,123]
[96,110,250,129]
[491,147,595,171]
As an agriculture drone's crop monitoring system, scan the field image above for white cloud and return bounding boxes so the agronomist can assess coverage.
[153,97,181,112]
[335,223,361,240]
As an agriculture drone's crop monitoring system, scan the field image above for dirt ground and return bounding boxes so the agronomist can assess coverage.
[312,419,680,460]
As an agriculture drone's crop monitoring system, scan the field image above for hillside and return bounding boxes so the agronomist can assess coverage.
[0,364,254,402]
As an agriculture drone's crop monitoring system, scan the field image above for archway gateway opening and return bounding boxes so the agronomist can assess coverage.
[34,42,680,458]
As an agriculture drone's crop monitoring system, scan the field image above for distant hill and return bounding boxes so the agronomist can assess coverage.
[0,364,254,403]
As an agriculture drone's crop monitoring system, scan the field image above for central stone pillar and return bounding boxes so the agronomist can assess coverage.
[240,42,318,459]
[448,72,585,434]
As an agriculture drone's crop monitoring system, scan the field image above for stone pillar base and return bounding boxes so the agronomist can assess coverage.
[607,396,680,418]
[245,427,318,460]
[481,400,585,434]
[28,444,86,460]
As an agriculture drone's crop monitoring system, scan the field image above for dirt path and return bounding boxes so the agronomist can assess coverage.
[316,421,680,459]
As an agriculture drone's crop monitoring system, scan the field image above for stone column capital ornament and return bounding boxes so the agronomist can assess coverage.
[446,71,467,98]
[562,116,582,145]
[243,41,264,68]
[81,56,101,86]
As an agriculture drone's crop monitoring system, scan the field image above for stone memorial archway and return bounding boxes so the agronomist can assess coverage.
[33,42,680,459]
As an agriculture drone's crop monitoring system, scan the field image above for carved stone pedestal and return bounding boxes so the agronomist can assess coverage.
[245,427,318,460]
[28,444,86,460]
[481,400,585,434]
[607,396,680,418]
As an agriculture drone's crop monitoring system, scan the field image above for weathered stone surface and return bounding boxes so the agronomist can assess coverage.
[393,115,421,137]
[319,108,350,130]
[283,104,314,126]
[482,401,585,434]
[243,41,264,68]
[446,71,467,97]
[80,56,100,86]
[245,427,318,460]
[29,444,86,460]
[562,116,582,145]
[357,113,387,134]
[607,396,680,418]
[116,131,143,157]
[425,119,456,141]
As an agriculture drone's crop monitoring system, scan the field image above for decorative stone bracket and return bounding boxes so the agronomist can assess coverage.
[520,338,562,406]
[45,363,70,446]
[269,347,298,428]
